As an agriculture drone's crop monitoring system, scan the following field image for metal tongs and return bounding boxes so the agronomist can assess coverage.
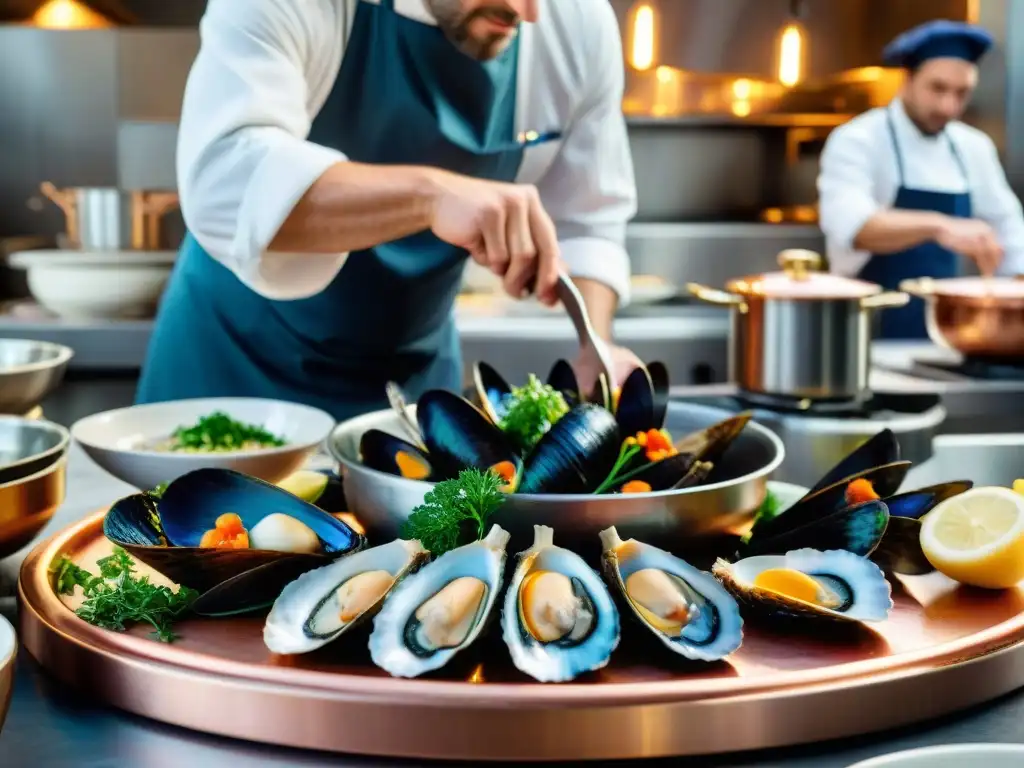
[553,272,618,402]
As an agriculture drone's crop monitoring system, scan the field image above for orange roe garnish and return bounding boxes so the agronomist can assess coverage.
[621,480,652,494]
[198,512,249,549]
[845,478,880,505]
[489,460,519,493]
[625,429,678,463]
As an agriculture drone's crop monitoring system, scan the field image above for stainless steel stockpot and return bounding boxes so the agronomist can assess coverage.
[689,250,909,402]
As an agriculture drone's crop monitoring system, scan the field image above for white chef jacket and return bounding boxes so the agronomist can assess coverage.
[175,0,637,303]
[817,97,1024,277]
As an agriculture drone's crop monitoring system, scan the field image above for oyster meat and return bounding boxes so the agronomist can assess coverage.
[263,538,430,655]
[369,525,510,677]
[501,525,620,682]
[712,549,893,624]
[599,526,743,662]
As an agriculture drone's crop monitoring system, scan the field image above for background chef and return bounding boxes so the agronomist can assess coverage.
[136,0,640,419]
[817,19,1024,339]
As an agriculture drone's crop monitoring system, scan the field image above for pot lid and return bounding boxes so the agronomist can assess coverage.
[725,250,882,299]
[902,276,1024,299]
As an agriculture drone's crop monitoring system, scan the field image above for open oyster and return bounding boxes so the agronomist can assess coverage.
[368,525,510,678]
[263,538,430,655]
[712,549,893,624]
[501,525,620,682]
[599,526,743,662]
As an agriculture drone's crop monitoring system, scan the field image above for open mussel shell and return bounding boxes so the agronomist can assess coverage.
[712,548,894,624]
[808,429,901,496]
[615,366,657,438]
[103,468,365,613]
[385,381,424,447]
[417,389,521,484]
[740,499,890,559]
[546,359,580,406]
[885,480,973,519]
[674,412,752,466]
[600,526,742,661]
[472,362,512,424]
[264,538,430,655]
[368,525,510,678]
[501,525,620,682]
[359,428,435,482]
[615,454,712,493]
[519,403,621,494]
[647,361,670,430]
[748,461,911,544]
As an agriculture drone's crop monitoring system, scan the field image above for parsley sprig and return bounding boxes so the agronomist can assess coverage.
[740,489,781,545]
[401,469,508,556]
[50,548,197,643]
[498,375,569,453]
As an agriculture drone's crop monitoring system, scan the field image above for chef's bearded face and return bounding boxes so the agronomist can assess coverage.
[902,58,979,135]
[427,0,537,60]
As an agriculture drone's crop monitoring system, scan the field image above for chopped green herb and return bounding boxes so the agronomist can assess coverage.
[147,482,168,499]
[50,547,197,643]
[498,375,569,453]
[401,468,508,556]
[593,440,645,495]
[165,411,285,453]
[741,489,781,544]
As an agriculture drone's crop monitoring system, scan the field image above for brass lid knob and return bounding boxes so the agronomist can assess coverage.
[778,249,823,281]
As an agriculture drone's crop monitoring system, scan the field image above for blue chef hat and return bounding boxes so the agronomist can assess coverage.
[882,19,994,69]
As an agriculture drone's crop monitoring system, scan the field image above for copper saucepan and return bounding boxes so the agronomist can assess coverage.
[900,276,1024,358]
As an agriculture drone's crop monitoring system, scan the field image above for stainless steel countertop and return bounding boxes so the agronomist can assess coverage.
[1,444,1023,767]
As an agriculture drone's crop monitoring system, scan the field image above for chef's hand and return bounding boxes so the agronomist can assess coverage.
[572,344,644,399]
[428,171,562,306]
[936,218,1003,276]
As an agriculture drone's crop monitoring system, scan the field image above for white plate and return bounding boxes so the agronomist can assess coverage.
[848,744,1024,768]
[71,398,336,490]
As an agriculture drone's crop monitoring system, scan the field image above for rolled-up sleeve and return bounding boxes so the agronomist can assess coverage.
[535,3,637,305]
[971,135,1024,276]
[176,0,348,299]
[817,122,882,271]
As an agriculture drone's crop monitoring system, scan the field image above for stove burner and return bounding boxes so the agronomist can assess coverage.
[735,390,867,416]
[924,356,1024,381]
[729,391,942,420]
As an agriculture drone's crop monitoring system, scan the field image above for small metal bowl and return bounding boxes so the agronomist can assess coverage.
[0,454,67,560]
[329,402,785,555]
[0,339,73,415]
[0,416,70,486]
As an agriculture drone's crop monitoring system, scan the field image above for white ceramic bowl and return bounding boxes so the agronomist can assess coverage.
[71,398,336,490]
[849,744,1024,767]
[8,249,176,320]
[0,613,15,734]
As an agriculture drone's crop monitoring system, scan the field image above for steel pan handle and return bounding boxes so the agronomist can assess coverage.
[686,283,745,307]
[898,278,936,298]
[860,291,910,310]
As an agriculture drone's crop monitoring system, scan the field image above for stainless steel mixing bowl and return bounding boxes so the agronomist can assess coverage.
[0,416,69,485]
[329,402,785,554]
[0,339,73,414]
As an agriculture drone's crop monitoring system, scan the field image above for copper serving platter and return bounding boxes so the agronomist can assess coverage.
[18,510,1024,762]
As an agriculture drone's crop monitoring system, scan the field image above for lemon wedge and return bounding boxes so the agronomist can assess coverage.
[1014,479,1024,497]
[920,486,1024,589]
[276,470,329,504]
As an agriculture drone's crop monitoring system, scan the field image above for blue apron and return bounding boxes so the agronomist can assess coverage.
[136,0,529,420]
[857,106,972,339]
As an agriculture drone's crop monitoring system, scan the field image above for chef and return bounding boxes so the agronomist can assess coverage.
[135,0,640,419]
[817,19,1024,339]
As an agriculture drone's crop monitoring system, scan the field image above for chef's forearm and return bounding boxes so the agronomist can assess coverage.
[571,277,617,340]
[852,210,948,254]
[269,162,438,253]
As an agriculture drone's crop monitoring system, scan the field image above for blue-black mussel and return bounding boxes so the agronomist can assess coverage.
[358,359,752,497]
[103,468,365,616]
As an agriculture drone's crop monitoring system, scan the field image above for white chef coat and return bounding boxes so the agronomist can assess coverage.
[817,97,1024,277]
[175,0,637,303]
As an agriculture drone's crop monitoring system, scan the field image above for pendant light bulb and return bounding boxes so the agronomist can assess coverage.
[630,2,657,71]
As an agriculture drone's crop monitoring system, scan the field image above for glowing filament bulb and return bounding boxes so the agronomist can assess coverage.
[631,4,656,71]
[778,24,803,87]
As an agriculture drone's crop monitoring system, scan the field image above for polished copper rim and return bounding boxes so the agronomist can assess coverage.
[17,512,1024,761]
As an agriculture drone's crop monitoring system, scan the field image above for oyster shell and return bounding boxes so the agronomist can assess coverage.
[501,525,620,682]
[599,526,743,662]
[712,549,893,624]
[368,525,510,678]
[263,538,430,655]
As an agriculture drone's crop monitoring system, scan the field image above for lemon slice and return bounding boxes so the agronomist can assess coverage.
[919,486,1024,589]
[1014,479,1024,497]
[276,470,329,504]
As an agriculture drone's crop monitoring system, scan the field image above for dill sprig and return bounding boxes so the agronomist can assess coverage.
[401,469,508,556]
[50,547,197,643]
